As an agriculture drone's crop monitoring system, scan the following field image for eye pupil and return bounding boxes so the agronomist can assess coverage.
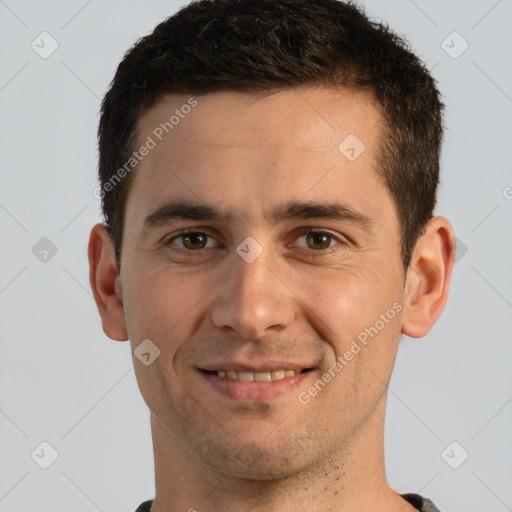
[307,232,330,249]
[183,232,207,249]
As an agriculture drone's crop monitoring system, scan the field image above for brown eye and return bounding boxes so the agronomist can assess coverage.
[182,232,208,250]
[169,231,216,251]
[305,231,333,250]
[291,229,348,257]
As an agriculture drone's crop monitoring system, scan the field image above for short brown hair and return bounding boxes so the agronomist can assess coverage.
[98,0,444,270]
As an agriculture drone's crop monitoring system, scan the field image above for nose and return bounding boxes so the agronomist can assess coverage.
[210,247,296,340]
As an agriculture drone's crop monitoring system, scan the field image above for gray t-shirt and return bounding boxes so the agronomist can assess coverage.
[135,493,441,511]
[402,493,442,511]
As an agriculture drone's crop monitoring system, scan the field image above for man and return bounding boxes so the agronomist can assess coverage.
[88,0,455,510]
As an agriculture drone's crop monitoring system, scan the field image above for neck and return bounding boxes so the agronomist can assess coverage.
[149,398,417,512]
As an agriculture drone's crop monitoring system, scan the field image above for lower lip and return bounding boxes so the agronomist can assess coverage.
[199,370,313,402]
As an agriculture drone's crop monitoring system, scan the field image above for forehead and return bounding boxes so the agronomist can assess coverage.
[137,86,381,152]
[127,86,391,227]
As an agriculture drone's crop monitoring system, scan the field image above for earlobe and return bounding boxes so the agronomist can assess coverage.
[401,217,456,338]
[88,223,128,341]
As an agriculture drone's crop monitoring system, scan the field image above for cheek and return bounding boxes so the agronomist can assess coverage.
[304,270,371,335]
[305,266,403,359]
[306,273,403,420]
[122,265,205,346]
[123,268,206,409]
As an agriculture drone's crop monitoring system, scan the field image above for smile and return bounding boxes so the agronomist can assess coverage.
[198,367,314,402]
[208,369,308,382]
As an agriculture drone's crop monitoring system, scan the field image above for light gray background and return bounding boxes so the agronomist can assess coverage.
[1,1,511,511]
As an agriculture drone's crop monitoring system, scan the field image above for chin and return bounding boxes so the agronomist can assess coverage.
[209,452,304,481]
[193,435,318,481]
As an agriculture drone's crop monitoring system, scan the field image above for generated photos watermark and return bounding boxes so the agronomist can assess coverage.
[94,97,198,200]
[297,301,403,405]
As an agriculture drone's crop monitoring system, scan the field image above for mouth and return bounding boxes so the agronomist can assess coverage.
[199,368,313,382]
[197,366,315,402]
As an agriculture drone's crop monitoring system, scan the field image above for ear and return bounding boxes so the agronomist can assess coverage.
[401,216,456,338]
[88,223,128,341]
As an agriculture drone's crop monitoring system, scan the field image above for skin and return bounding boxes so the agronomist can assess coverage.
[89,86,455,512]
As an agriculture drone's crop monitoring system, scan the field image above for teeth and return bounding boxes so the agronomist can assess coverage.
[215,369,302,381]
[255,372,272,382]
[271,370,285,380]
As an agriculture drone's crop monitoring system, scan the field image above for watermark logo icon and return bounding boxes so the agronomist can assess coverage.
[32,237,58,263]
[454,237,468,263]
[31,31,59,59]
[441,31,469,59]
[31,441,59,469]
[236,236,264,263]
[441,441,469,469]
[338,134,366,162]
[134,339,161,366]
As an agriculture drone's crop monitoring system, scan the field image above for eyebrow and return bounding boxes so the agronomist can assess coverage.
[139,199,374,240]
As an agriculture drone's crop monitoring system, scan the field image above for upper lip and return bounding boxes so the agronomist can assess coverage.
[199,361,315,372]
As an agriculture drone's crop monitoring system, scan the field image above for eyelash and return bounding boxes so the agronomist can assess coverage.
[164,228,348,257]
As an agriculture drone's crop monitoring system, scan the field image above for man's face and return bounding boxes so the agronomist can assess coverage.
[120,87,406,479]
